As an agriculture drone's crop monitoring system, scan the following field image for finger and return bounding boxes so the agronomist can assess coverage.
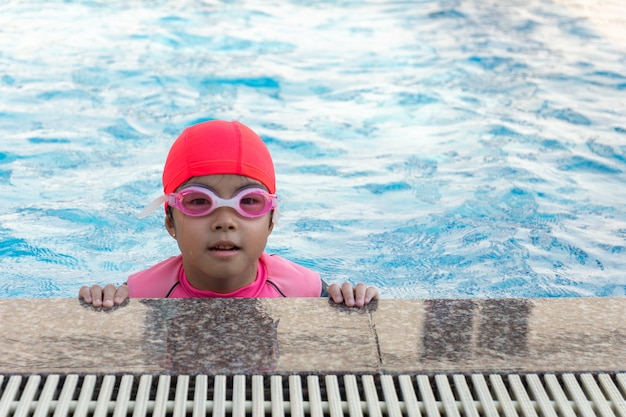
[90,285,103,307]
[113,284,130,305]
[78,286,92,302]
[364,287,380,303]
[341,282,355,307]
[353,283,368,307]
[101,284,118,309]
[327,283,344,304]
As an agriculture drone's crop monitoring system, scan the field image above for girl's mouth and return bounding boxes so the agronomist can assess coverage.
[207,243,241,259]
[209,243,240,252]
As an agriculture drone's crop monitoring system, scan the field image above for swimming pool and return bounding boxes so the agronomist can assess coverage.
[1,0,625,299]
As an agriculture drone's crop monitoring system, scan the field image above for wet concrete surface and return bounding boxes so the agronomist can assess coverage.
[0,298,624,375]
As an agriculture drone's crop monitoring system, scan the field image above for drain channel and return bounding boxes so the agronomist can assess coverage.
[1,373,625,416]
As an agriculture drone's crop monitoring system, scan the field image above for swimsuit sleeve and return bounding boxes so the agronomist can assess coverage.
[127,255,183,298]
[320,278,329,297]
[262,253,322,297]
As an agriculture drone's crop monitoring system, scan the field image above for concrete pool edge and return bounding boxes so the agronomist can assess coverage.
[0,297,624,375]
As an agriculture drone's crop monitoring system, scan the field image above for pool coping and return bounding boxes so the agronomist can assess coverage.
[1,297,624,376]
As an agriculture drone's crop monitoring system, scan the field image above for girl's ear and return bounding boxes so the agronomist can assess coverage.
[268,210,277,233]
[269,207,279,229]
[165,213,177,238]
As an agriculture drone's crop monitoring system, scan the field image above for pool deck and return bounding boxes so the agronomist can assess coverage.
[1,297,624,376]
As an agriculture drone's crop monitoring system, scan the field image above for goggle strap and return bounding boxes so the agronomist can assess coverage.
[271,205,280,225]
[139,196,167,218]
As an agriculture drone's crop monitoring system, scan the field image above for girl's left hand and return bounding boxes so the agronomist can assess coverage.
[328,282,379,307]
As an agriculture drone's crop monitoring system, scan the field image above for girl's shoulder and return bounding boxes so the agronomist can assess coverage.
[127,255,182,298]
[262,253,322,297]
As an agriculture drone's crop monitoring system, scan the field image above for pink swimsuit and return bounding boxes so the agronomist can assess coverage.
[127,252,323,298]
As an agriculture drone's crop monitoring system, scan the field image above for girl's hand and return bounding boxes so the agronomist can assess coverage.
[328,282,379,307]
[79,284,129,308]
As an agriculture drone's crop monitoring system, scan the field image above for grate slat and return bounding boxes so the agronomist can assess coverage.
[132,374,152,417]
[290,375,305,417]
[307,375,324,417]
[0,375,21,417]
[271,374,284,417]
[53,374,79,417]
[435,374,460,417]
[526,373,557,417]
[563,373,596,417]
[544,374,576,417]
[94,374,115,417]
[581,373,615,417]
[599,374,626,417]
[416,374,441,417]
[362,375,382,417]
[618,374,626,394]
[398,375,421,417]
[0,377,3,417]
[453,374,479,417]
[509,374,538,417]
[381,375,402,417]
[173,375,189,417]
[489,374,518,417]
[74,374,96,417]
[153,374,171,417]
[325,375,343,417]
[13,375,39,417]
[252,375,265,417]
[343,375,362,417]
[212,375,226,417]
[192,374,207,417]
[113,375,134,417]
[33,373,58,417]
[471,374,499,417]
[232,374,247,417]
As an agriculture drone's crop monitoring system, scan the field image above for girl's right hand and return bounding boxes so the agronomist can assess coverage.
[79,284,129,308]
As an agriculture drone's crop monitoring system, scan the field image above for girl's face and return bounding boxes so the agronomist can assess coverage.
[165,174,274,293]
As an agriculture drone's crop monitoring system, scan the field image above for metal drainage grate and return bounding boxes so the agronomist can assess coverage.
[1,373,625,416]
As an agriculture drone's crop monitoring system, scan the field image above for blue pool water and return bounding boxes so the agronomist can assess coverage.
[1,1,625,299]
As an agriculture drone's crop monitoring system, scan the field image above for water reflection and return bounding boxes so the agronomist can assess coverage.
[421,299,476,361]
[421,299,531,361]
[478,299,531,357]
[140,299,279,374]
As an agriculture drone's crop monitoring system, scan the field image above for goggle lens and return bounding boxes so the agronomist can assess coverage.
[178,191,214,214]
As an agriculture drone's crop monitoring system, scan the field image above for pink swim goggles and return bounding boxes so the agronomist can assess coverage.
[140,185,278,219]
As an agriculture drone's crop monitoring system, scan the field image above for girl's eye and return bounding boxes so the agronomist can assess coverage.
[182,193,212,207]
[239,194,267,212]
[189,198,210,206]
[241,196,262,206]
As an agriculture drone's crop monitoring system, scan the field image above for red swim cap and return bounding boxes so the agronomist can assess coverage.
[162,120,276,194]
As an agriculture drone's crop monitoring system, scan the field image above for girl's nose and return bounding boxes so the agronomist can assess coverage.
[210,207,238,231]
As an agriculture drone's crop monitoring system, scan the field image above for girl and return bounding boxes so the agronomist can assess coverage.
[79,120,378,308]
